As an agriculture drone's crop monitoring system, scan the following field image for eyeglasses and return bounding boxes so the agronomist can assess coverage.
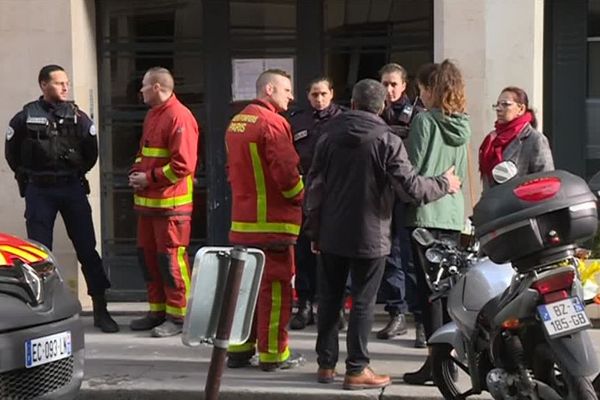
[492,100,519,109]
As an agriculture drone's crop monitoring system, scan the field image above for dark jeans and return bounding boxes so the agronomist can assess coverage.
[294,229,317,302]
[378,202,420,318]
[316,253,386,374]
[410,228,460,339]
[25,181,110,296]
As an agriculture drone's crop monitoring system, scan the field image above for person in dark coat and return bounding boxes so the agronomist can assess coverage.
[304,79,461,390]
[288,77,345,330]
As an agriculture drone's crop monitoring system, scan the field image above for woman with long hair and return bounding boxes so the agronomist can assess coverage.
[403,60,471,385]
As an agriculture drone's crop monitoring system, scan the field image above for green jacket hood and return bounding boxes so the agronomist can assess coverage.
[430,109,471,146]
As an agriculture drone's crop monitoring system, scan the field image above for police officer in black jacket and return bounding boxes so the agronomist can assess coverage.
[376,63,426,346]
[5,64,118,333]
[287,77,345,330]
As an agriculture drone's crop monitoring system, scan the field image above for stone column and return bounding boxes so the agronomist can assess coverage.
[70,0,100,309]
[434,0,544,214]
[0,0,101,308]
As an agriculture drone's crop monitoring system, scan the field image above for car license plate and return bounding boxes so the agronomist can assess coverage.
[537,297,591,338]
[25,331,71,368]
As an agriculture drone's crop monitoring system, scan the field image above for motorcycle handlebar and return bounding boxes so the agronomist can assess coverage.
[422,241,473,294]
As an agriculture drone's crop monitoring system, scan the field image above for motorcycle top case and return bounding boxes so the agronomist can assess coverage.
[473,170,597,271]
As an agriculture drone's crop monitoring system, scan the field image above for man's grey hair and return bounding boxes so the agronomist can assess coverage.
[351,79,386,114]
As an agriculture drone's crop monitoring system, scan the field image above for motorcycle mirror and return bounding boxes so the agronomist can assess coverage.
[412,228,435,247]
[425,248,443,264]
[492,160,518,184]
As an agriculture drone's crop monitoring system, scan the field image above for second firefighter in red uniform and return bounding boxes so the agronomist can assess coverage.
[225,69,305,371]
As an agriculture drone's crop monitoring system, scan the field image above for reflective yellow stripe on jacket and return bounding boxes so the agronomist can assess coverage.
[134,176,193,208]
[282,178,303,199]
[162,164,179,184]
[230,143,300,235]
[141,146,171,158]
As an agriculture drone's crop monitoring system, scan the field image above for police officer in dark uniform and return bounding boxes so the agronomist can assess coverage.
[287,77,345,330]
[5,64,118,333]
[376,63,425,347]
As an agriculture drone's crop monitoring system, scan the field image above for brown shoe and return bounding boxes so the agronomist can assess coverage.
[317,368,336,384]
[343,366,391,390]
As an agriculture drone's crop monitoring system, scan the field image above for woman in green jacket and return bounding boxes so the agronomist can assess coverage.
[403,60,471,385]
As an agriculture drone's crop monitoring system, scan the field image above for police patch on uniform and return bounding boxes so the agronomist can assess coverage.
[89,125,97,136]
[6,126,15,141]
[293,130,308,142]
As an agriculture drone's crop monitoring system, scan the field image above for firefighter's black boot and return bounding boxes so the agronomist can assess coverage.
[130,312,166,331]
[92,295,119,333]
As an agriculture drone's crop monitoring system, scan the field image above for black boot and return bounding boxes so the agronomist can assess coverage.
[403,357,432,385]
[290,299,314,330]
[377,313,407,339]
[130,312,166,331]
[259,350,306,372]
[92,295,119,333]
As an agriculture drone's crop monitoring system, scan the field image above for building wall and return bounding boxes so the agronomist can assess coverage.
[0,0,546,298]
[434,0,544,214]
[70,0,99,308]
[0,0,99,306]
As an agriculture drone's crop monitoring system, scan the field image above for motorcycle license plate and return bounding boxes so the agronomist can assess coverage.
[537,297,591,338]
[25,331,72,368]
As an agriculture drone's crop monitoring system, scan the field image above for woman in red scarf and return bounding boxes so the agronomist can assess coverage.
[479,86,554,188]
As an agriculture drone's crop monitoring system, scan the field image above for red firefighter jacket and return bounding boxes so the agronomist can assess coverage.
[131,95,199,216]
[226,99,304,246]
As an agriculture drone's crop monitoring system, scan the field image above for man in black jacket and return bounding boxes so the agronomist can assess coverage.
[304,79,460,390]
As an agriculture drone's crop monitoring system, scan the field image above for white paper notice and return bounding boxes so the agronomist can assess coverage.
[232,58,294,101]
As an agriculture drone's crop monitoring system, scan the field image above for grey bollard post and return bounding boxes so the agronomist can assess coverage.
[204,246,248,400]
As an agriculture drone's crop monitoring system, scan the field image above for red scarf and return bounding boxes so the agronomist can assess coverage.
[479,112,533,180]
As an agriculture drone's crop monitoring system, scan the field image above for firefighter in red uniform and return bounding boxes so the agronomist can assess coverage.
[226,69,305,371]
[128,67,199,338]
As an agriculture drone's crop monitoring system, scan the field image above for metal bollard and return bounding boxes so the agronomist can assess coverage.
[204,246,248,400]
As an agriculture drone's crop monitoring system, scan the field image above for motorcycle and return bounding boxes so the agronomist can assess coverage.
[413,164,600,400]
